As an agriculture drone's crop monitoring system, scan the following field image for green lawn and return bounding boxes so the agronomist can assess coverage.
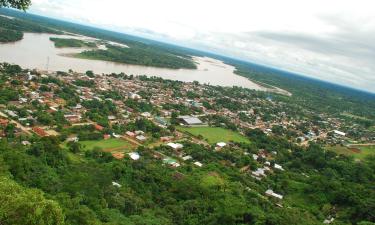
[79,138,133,151]
[178,126,250,144]
[326,145,375,160]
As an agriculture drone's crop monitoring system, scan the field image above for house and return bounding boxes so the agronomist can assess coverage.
[333,130,346,136]
[182,155,192,161]
[265,189,283,200]
[32,127,48,137]
[160,136,173,142]
[167,142,183,150]
[141,112,151,118]
[112,181,122,188]
[108,115,116,120]
[0,118,8,127]
[252,168,266,177]
[128,152,140,160]
[216,142,227,148]
[94,124,104,131]
[154,116,169,126]
[22,141,31,146]
[112,152,125,159]
[64,114,81,123]
[194,161,203,167]
[136,135,147,142]
[178,116,203,126]
[163,158,180,168]
[126,131,136,137]
[274,163,284,171]
[67,136,79,142]
[112,133,121,138]
[135,130,144,135]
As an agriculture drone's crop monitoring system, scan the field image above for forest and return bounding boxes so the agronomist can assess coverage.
[0,15,61,43]
[0,27,23,42]
[49,37,97,48]
[78,45,197,69]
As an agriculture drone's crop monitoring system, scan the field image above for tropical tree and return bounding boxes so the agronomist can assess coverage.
[0,0,31,10]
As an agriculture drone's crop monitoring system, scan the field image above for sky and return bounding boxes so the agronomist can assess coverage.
[29,0,375,92]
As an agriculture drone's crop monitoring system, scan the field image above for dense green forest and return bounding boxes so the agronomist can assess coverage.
[0,27,23,42]
[0,15,61,43]
[79,45,197,69]
[232,62,375,123]
[0,132,374,225]
[50,37,97,48]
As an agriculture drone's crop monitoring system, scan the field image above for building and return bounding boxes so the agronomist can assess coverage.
[265,189,283,200]
[333,130,346,136]
[136,135,147,142]
[178,116,203,126]
[32,127,48,137]
[167,142,183,150]
[128,152,140,160]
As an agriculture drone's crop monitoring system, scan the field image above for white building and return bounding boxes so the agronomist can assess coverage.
[265,189,283,200]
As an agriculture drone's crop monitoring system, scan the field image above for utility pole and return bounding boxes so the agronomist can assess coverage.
[46,56,50,71]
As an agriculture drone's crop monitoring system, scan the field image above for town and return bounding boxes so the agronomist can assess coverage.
[0,63,374,225]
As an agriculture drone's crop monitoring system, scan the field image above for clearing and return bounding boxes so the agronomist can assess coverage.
[178,126,250,144]
[326,144,375,160]
[79,138,135,152]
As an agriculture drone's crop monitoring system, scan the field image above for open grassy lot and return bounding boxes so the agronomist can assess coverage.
[178,126,250,144]
[79,138,134,152]
[326,145,375,160]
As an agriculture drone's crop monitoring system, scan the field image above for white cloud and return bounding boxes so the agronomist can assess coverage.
[29,0,375,92]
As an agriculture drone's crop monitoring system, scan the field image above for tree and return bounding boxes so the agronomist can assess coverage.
[67,141,82,153]
[0,176,64,225]
[0,0,31,10]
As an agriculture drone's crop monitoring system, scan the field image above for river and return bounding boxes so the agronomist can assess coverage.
[0,33,266,90]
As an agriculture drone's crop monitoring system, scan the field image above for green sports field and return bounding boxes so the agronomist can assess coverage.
[326,145,375,160]
[178,126,250,144]
[79,138,134,151]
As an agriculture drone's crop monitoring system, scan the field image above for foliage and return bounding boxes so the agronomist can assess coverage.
[50,37,97,48]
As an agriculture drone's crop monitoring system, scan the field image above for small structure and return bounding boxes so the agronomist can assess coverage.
[94,124,104,131]
[333,130,346,136]
[112,181,122,188]
[182,155,192,161]
[163,158,180,168]
[128,152,140,160]
[274,163,284,171]
[167,142,184,150]
[126,131,136,137]
[194,161,203,167]
[136,135,147,142]
[265,189,283,200]
[32,127,48,137]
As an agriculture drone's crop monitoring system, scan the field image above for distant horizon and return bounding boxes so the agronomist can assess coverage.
[1,7,375,95]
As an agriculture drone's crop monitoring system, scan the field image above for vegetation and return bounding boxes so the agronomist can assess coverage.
[231,61,375,123]
[50,37,97,48]
[78,44,197,69]
[78,138,133,151]
[0,27,23,42]
[0,0,31,10]
[178,126,250,144]
[0,15,62,43]
[326,145,375,160]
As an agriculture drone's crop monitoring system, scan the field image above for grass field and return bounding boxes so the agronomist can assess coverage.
[79,138,134,152]
[326,145,375,160]
[178,126,250,144]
